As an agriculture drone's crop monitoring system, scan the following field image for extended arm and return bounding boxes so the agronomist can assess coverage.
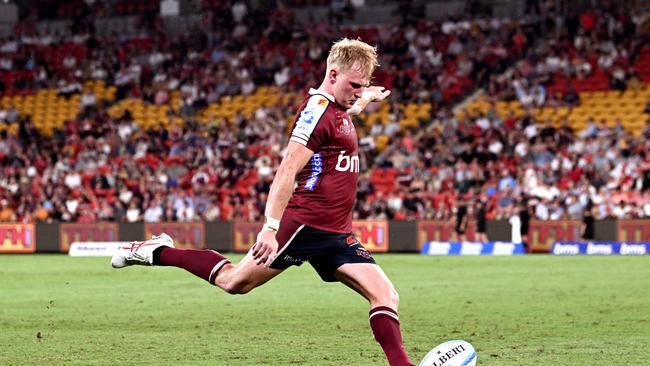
[252,141,314,266]
[264,141,314,221]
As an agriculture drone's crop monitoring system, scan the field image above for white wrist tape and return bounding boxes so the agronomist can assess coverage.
[262,216,280,232]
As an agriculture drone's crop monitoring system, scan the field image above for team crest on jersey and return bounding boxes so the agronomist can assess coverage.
[337,117,352,135]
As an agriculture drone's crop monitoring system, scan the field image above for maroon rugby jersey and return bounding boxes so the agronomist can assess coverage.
[284,88,359,233]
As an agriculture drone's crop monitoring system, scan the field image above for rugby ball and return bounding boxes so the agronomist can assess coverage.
[418,340,476,366]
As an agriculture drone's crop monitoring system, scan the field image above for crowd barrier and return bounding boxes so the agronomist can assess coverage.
[0,220,648,254]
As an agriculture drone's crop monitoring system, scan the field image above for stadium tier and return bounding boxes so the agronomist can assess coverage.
[0,2,649,228]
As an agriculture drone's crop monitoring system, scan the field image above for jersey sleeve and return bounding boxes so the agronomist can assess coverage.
[290,95,330,152]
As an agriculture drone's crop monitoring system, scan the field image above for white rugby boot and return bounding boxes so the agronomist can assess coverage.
[111,233,175,268]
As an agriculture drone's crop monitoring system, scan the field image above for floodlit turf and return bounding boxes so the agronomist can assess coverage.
[1,254,649,365]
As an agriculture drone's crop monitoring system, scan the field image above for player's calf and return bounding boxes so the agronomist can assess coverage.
[155,246,230,285]
[217,274,255,295]
[370,306,413,366]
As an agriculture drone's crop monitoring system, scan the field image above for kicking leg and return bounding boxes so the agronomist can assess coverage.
[156,247,283,294]
[112,234,283,295]
[335,263,413,366]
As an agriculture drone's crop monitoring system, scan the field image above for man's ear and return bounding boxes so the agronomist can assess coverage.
[329,69,338,84]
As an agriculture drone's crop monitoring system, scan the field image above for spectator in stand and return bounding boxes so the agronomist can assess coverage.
[143,198,164,223]
[77,205,98,224]
[508,205,522,244]
[125,201,142,223]
[0,199,16,222]
[474,198,488,242]
[581,200,596,241]
[519,200,531,251]
[453,197,468,242]
[562,85,580,107]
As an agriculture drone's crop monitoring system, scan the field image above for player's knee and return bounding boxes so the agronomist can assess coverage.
[371,287,399,309]
[387,287,399,308]
[381,287,399,309]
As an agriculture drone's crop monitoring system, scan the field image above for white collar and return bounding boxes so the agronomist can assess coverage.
[308,88,335,102]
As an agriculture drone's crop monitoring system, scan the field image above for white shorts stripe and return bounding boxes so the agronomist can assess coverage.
[369,310,400,322]
[270,224,305,266]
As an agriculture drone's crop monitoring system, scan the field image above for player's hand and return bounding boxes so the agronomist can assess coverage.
[361,86,391,103]
[348,86,391,115]
[252,229,279,267]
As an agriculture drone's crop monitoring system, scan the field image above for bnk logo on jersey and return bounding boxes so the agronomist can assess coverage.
[335,150,359,173]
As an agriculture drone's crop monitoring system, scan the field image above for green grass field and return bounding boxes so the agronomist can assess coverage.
[1,254,649,365]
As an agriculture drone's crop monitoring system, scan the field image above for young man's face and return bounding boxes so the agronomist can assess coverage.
[331,65,370,109]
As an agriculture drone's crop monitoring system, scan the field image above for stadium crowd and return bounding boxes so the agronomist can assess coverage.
[487,6,649,106]
[1,1,650,224]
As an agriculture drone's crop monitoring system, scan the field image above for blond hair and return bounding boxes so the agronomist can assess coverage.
[326,38,379,78]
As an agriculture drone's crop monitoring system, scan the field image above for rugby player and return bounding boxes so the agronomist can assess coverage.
[112,38,412,366]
